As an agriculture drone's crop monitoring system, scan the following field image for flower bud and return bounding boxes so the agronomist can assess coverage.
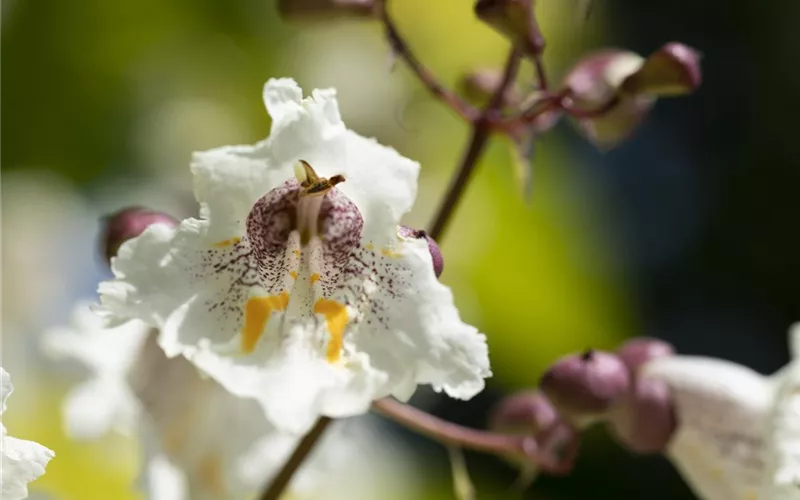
[277,0,375,20]
[489,390,557,436]
[102,207,177,264]
[563,50,653,148]
[540,350,630,420]
[399,226,443,278]
[607,377,676,453]
[563,43,701,148]
[534,419,580,474]
[616,337,675,374]
[474,0,543,56]
[459,69,523,107]
[621,43,702,97]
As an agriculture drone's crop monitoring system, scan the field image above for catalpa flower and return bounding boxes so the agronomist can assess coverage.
[42,303,420,499]
[97,78,490,432]
[1,368,54,500]
[43,305,275,498]
[641,326,800,500]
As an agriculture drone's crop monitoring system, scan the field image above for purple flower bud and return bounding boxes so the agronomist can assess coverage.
[488,390,558,436]
[616,337,675,374]
[474,0,543,56]
[563,50,654,148]
[622,43,702,97]
[399,226,443,278]
[562,43,700,149]
[607,377,676,454]
[102,207,177,264]
[540,350,631,418]
[277,0,375,20]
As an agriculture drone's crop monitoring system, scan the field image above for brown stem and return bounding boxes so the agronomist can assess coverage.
[378,0,480,122]
[373,398,575,474]
[258,417,333,500]
[428,48,522,240]
[524,0,548,90]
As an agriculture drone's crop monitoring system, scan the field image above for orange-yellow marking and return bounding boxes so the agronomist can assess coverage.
[241,292,289,353]
[313,299,348,363]
[213,237,241,248]
[290,271,298,280]
[309,272,320,284]
[364,242,374,250]
[381,247,402,258]
[293,249,301,257]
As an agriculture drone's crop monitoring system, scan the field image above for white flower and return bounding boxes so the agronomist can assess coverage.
[97,77,491,432]
[641,327,800,500]
[1,368,54,500]
[41,303,146,439]
[43,303,422,499]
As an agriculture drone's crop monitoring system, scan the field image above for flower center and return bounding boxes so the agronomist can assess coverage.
[240,161,363,362]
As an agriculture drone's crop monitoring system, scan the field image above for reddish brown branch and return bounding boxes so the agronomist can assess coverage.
[378,0,480,123]
[373,398,577,475]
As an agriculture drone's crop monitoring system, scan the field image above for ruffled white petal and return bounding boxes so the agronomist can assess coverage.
[191,78,419,245]
[62,378,138,439]
[643,356,775,500]
[185,322,388,433]
[41,304,149,438]
[344,237,490,402]
[0,369,54,500]
[761,326,800,500]
[1,369,11,416]
[1,432,55,500]
[143,451,188,500]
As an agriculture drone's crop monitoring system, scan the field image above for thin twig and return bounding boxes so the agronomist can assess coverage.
[378,0,480,122]
[258,417,333,500]
[428,48,522,240]
[524,0,548,90]
[373,398,575,474]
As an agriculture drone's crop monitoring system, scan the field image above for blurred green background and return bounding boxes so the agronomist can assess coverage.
[3,0,798,498]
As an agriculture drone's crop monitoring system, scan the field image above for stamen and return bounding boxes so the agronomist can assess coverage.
[294,161,346,242]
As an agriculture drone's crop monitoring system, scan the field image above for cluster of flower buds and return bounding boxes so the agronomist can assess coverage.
[489,337,678,476]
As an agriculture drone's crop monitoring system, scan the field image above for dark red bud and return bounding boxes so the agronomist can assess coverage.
[102,207,177,264]
[540,350,631,419]
[399,226,443,278]
[616,337,675,374]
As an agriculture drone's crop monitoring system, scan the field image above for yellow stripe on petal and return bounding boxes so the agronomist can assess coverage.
[241,292,289,353]
[309,272,320,284]
[381,247,402,258]
[313,299,348,363]
[213,237,241,248]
